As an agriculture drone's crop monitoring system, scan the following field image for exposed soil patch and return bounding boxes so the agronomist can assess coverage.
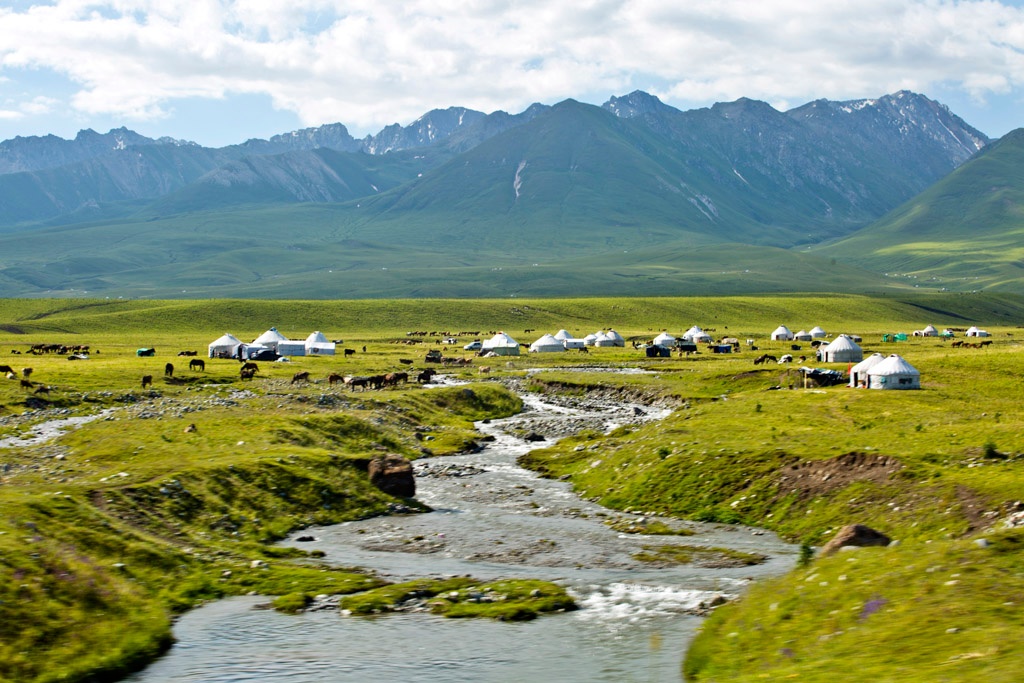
[776,452,903,500]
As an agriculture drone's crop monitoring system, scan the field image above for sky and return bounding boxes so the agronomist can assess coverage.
[2,0,1024,147]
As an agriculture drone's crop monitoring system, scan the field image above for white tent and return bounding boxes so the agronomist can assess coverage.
[530,333,565,353]
[562,338,587,349]
[848,353,886,387]
[553,329,574,340]
[583,333,599,347]
[683,326,713,344]
[793,330,813,342]
[652,332,676,347]
[277,340,306,356]
[771,325,794,341]
[820,334,864,363]
[482,331,521,356]
[208,333,242,358]
[305,331,336,356]
[921,325,938,337]
[253,327,288,350]
[966,326,990,338]
[867,354,921,390]
[595,329,625,348]
[810,326,827,338]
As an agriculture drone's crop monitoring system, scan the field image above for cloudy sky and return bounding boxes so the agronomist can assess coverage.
[2,0,1024,147]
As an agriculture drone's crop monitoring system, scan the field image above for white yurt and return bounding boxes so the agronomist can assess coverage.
[810,326,827,338]
[208,333,243,358]
[652,332,676,347]
[771,325,794,341]
[252,327,288,350]
[683,326,713,343]
[966,326,990,338]
[305,331,336,356]
[867,355,921,390]
[820,334,864,363]
[562,337,587,349]
[921,325,938,337]
[530,334,565,353]
[793,330,813,342]
[848,353,886,387]
[583,333,599,347]
[553,329,574,341]
[482,331,521,356]
[604,329,626,347]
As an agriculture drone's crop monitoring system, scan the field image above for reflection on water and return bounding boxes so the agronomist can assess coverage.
[126,383,796,683]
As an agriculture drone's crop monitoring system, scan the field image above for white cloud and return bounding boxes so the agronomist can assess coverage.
[1,0,1024,134]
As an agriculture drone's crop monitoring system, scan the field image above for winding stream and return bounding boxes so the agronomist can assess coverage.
[125,384,796,683]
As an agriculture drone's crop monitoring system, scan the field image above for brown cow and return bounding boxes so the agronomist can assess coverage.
[20,379,33,390]
[141,375,153,388]
[328,373,344,385]
[165,362,174,377]
[291,371,310,384]
[241,361,259,374]
[239,367,256,380]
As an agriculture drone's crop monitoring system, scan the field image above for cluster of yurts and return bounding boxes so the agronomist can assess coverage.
[506,324,923,391]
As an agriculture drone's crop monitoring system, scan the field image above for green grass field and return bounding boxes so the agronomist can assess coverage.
[0,294,1023,682]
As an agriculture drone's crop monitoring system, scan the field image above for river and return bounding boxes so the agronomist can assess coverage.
[125,380,796,683]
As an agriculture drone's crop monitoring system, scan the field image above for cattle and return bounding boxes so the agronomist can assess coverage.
[165,362,174,377]
[177,350,198,357]
[344,348,356,357]
[20,379,33,390]
[479,366,491,374]
[5,372,15,380]
[367,374,386,390]
[33,385,49,395]
[141,375,153,388]
[416,369,437,383]
[240,361,259,374]
[754,354,777,365]
[0,365,11,374]
[21,367,32,379]
[189,359,205,371]
[578,347,589,354]
[184,423,197,433]
[778,354,793,364]
[398,358,413,365]
[239,367,256,380]
[328,373,344,385]
[291,371,310,384]
[9,350,19,354]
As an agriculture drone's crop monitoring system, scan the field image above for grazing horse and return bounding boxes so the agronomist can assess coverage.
[416,369,437,384]
[328,373,344,385]
[291,371,310,384]
[344,348,356,357]
[141,375,153,388]
[578,346,589,354]
[239,367,256,380]
[345,376,369,391]
[189,359,205,371]
[165,362,174,377]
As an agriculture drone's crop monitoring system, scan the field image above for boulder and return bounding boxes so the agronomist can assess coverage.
[820,524,891,555]
[368,453,416,498]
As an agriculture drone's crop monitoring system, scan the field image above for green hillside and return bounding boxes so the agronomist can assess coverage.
[815,129,1024,292]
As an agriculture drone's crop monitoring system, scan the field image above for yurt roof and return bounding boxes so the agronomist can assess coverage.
[531,333,561,346]
[484,331,519,348]
[210,333,242,346]
[772,325,792,335]
[824,334,862,352]
[253,327,288,344]
[305,331,330,344]
[653,332,676,344]
[923,324,938,333]
[584,333,598,342]
[605,329,625,342]
[795,330,809,337]
[553,329,574,340]
[967,326,980,334]
[850,353,886,374]
[867,354,920,376]
[810,326,826,335]
[685,325,704,336]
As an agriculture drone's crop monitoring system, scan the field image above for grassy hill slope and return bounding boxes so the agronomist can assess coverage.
[815,129,1024,292]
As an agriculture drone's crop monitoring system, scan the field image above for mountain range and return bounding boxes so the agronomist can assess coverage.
[0,90,1010,299]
